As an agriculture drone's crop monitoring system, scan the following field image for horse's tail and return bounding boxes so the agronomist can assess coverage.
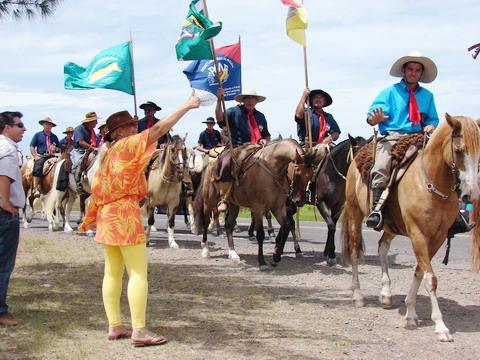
[341,208,353,266]
[340,201,365,265]
[472,199,480,271]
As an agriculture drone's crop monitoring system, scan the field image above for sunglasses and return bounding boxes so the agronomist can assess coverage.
[10,122,25,128]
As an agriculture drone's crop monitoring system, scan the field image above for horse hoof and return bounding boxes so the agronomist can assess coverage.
[48,225,53,232]
[435,330,453,342]
[234,225,241,233]
[86,230,95,237]
[270,260,279,267]
[380,295,392,306]
[295,252,304,259]
[150,225,158,232]
[64,228,73,234]
[403,317,418,329]
[249,236,257,243]
[228,251,240,262]
[259,265,269,271]
[23,223,29,229]
[169,242,179,249]
[201,248,210,258]
[326,257,337,267]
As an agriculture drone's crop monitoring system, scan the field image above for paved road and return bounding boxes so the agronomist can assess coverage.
[23,210,473,267]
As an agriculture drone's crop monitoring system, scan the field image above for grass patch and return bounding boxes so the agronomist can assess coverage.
[238,205,323,222]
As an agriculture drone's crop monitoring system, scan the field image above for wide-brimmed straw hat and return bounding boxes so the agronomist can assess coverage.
[82,111,101,124]
[234,89,266,103]
[139,101,162,111]
[309,89,333,107]
[389,50,438,83]
[38,116,57,127]
[62,126,74,134]
[104,110,138,142]
[202,117,216,124]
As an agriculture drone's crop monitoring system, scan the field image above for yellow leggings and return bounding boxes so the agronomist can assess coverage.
[102,243,148,329]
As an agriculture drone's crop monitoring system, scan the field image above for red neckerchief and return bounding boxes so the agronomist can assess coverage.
[408,88,421,126]
[146,117,154,128]
[247,110,262,144]
[315,110,328,143]
[90,128,97,147]
[45,132,52,154]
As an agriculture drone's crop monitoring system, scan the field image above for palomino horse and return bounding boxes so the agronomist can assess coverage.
[194,139,314,269]
[342,114,480,342]
[142,135,195,247]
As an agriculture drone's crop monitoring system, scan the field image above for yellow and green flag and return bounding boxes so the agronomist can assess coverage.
[176,0,222,61]
[280,0,308,46]
[64,41,133,95]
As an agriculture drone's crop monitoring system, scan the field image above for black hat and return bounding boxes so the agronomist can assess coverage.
[202,117,216,124]
[309,89,332,107]
[139,101,162,111]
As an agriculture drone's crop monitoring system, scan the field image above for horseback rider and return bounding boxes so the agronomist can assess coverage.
[295,87,341,146]
[30,117,60,197]
[138,101,172,146]
[215,88,271,212]
[365,51,439,229]
[71,111,100,193]
[97,119,108,147]
[59,126,74,150]
[196,117,222,154]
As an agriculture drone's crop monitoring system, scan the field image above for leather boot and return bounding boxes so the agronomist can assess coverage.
[32,176,41,197]
[366,187,385,230]
[217,181,232,212]
[75,167,84,194]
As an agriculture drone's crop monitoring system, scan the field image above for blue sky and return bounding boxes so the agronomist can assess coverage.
[1,0,479,154]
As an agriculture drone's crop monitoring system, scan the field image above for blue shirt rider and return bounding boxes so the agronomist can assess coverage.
[197,117,222,153]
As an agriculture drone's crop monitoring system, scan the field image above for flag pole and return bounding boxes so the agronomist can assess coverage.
[129,31,138,117]
[201,0,234,149]
[303,40,312,148]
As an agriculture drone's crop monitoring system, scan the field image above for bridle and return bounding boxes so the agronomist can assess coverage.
[421,132,461,200]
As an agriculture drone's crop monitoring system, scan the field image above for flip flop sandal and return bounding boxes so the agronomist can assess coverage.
[108,328,133,340]
[132,335,167,347]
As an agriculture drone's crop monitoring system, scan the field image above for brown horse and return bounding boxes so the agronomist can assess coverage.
[194,139,314,269]
[342,114,480,342]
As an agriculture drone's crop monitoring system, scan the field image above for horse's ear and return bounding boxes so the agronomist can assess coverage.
[348,133,356,146]
[445,113,461,135]
[476,119,480,129]
[295,150,302,163]
[183,133,188,142]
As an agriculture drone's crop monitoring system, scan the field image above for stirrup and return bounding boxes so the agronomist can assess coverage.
[366,210,383,231]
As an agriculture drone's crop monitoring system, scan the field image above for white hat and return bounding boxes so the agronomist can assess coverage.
[389,51,438,83]
[234,89,266,103]
[97,119,108,129]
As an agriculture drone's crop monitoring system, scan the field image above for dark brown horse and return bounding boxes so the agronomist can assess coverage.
[194,139,314,270]
[342,114,480,341]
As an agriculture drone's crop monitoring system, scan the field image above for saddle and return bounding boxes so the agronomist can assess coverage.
[207,146,226,158]
[42,156,59,176]
[355,133,425,185]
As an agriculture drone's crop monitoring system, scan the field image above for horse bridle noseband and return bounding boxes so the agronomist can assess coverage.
[421,132,460,200]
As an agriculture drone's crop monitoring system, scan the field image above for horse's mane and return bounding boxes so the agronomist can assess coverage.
[428,115,480,156]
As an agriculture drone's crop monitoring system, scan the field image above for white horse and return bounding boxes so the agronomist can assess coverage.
[41,154,77,232]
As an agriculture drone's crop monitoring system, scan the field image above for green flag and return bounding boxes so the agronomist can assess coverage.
[64,41,134,95]
[175,0,222,61]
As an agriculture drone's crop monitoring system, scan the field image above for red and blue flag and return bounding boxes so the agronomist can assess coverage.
[183,42,241,106]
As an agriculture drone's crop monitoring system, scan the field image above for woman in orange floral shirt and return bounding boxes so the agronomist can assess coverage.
[79,94,200,347]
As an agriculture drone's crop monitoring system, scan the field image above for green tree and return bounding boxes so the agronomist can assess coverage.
[0,0,62,19]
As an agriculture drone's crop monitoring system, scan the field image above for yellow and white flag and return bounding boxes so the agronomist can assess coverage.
[280,0,308,46]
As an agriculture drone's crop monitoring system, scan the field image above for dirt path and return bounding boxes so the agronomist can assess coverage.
[1,220,479,360]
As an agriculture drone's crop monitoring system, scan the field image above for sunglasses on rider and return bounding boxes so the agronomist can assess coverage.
[9,122,25,128]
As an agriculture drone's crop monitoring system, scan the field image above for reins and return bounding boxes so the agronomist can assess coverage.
[420,132,459,200]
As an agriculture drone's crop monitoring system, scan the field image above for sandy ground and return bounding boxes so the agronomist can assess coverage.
[1,217,479,360]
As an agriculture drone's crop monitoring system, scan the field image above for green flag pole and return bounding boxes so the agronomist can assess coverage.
[129,31,138,117]
[201,0,234,149]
